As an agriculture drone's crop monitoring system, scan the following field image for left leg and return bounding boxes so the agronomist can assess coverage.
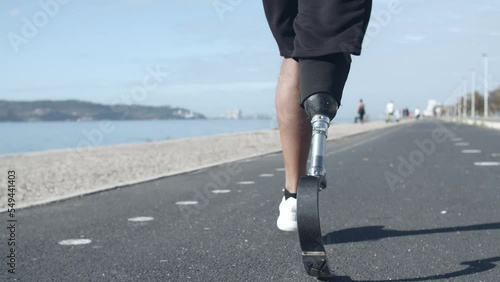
[275,58,311,195]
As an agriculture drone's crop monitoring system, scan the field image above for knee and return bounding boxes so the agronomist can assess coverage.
[299,53,352,119]
[303,92,338,120]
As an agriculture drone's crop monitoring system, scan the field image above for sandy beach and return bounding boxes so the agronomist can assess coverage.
[0,120,406,211]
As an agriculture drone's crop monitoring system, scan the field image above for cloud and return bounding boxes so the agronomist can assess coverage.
[89,0,156,13]
[477,5,500,12]
[173,0,213,4]
[120,0,155,5]
[246,67,261,72]
[395,18,416,24]
[160,81,276,94]
[444,13,463,20]
[393,34,426,45]
[403,35,425,42]
[443,27,463,33]
[6,8,20,17]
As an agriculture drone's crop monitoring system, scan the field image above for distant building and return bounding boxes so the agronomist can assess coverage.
[423,99,444,117]
[174,109,196,119]
[227,109,242,119]
[255,113,272,120]
[424,100,439,117]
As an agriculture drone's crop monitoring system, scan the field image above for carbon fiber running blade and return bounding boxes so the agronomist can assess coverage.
[297,176,334,279]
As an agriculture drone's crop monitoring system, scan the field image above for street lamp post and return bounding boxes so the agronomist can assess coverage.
[463,78,467,118]
[471,70,476,119]
[483,54,489,118]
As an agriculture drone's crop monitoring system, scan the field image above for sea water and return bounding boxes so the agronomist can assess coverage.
[0,119,282,155]
[0,117,354,155]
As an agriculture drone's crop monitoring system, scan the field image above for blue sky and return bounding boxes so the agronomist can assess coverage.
[1,0,499,119]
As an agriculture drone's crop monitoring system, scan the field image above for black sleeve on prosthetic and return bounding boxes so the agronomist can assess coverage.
[299,53,352,114]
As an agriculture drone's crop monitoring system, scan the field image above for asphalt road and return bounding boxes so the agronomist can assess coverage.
[2,120,500,281]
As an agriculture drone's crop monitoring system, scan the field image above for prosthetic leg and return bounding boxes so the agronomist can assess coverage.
[297,53,351,280]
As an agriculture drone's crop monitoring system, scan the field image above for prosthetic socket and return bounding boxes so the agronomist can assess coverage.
[299,53,352,182]
[299,52,352,120]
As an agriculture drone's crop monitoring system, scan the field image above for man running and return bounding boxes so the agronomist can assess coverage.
[262,0,373,231]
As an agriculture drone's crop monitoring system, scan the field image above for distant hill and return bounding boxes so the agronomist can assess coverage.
[0,100,206,122]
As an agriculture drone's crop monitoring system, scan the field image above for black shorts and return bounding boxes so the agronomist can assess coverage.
[263,0,372,58]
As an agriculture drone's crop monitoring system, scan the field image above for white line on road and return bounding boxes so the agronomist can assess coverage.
[175,201,198,205]
[58,239,92,246]
[237,181,255,185]
[211,190,231,194]
[128,217,154,222]
[275,168,285,172]
[259,174,274,177]
[462,149,482,154]
[474,162,500,166]
[451,138,463,141]
[454,142,469,146]
[492,153,500,157]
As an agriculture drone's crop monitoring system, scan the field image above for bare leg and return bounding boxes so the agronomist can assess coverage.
[275,58,312,194]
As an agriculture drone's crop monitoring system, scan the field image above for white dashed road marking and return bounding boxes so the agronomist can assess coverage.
[474,162,500,166]
[275,168,285,172]
[451,138,463,141]
[128,217,154,222]
[259,174,274,177]
[175,201,198,205]
[455,142,469,146]
[211,190,231,194]
[492,153,500,157]
[58,239,92,246]
[462,149,481,154]
[441,210,447,215]
[237,181,255,185]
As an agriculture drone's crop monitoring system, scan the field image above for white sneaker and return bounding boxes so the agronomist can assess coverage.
[277,196,297,231]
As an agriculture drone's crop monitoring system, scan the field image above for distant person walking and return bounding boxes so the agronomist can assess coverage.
[386,101,394,122]
[403,107,409,118]
[394,109,400,122]
[357,99,366,123]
